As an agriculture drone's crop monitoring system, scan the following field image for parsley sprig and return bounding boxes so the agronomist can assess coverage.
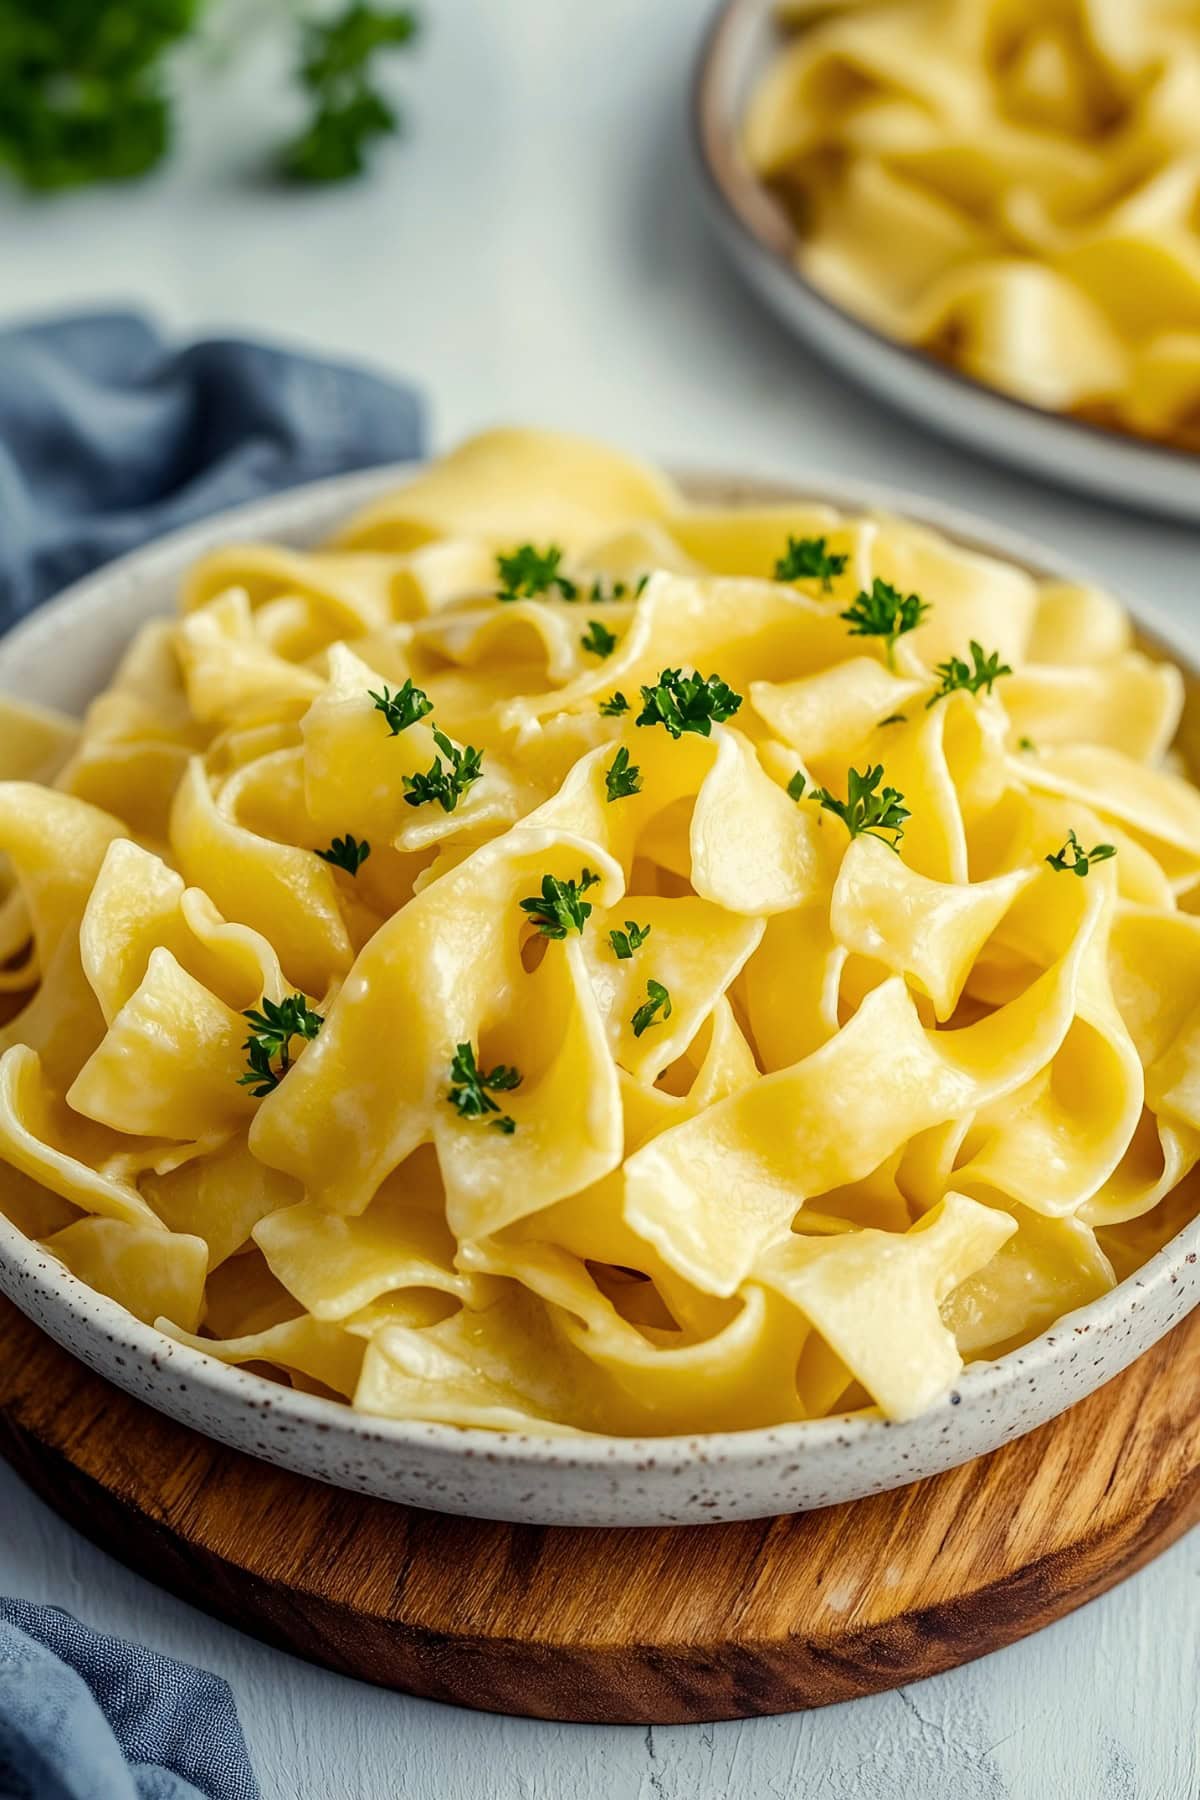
[926,642,1012,708]
[581,619,618,658]
[635,669,742,739]
[403,729,484,812]
[840,579,929,668]
[280,5,419,185]
[496,543,577,603]
[370,678,433,734]
[815,765,909,853]
[610,921,651,960]
[447,1041,521,1133]
[316,834,371,875]
[605,746,642,802]
[774,535,848,591]
[0,2,419,195]
[599,691,630,717]
[631,979,673,1038]
[518,870,600,938]
[585,574,649,604]
[238,995,324,1097]
[1046,831,1116,877]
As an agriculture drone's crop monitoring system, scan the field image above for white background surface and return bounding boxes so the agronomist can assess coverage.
[1,0,1198,1795]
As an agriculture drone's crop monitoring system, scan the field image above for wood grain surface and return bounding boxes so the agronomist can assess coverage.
[1,1295,1197,1725]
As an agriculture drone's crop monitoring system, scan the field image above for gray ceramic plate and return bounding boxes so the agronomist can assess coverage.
[693,0,1200,524]
[0,465,1197,1526]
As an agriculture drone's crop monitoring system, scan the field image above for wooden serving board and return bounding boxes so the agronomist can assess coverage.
[1,1294,1197,1724]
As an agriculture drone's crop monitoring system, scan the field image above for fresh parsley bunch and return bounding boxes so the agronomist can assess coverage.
[0,1,420,193]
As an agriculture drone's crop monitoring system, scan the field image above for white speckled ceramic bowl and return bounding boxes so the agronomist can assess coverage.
[0,465,1197,1527]
[693,0,1200,524]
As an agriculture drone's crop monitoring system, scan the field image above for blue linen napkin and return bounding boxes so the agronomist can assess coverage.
[0,308,423,1796]
[0,309,425,625]
[0,1600,259,1799]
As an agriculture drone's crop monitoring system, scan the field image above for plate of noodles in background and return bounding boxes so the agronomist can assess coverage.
[694,0,1200,523]
[0,429,1198,1527]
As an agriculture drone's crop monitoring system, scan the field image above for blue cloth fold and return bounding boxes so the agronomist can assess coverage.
[0,309,424,625]
[0,308,424,1795]
[0,1601,259,1800]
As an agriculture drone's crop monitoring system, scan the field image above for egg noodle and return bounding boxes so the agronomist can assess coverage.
[0,428,1198,1434]
[745,0,1200,452]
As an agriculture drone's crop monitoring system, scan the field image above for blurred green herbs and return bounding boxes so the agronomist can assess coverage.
[0,1,420,193]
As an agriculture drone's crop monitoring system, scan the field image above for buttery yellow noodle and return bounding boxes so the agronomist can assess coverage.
[0,428,1193,1433]
[743,0,1200,452]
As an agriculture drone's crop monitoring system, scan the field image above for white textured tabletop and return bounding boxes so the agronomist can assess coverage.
[1,1,1198,1795]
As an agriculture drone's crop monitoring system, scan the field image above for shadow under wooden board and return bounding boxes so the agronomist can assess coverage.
[1,1294,1197,1725]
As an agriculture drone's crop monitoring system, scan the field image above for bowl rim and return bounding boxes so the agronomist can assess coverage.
[0,456,1197,1475]
[690,0,1200,475]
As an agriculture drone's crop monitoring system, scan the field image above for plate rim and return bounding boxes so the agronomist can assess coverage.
[0,456,1196,1478]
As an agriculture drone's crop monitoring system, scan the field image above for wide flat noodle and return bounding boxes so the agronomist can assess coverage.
[744,0,1200,452]
[0,428,1194,1434]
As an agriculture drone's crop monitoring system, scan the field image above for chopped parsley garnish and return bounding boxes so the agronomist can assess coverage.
[880,712,907,727]
[815,764,909,853]
[1045,831,1116,877]
[605,746,642,802]
[402,729,484,812]
[581,619,618,658]
[496,543,577,603]
[926,641,1012,708]
[446,1041,521,1132]
[316,834,371,875]
[840,579,929,668]
[586,574,649,603]
[635,669,743,739]
[1018,735,1037,753]
[599,691,630,717]
[369,678,433,735]
[518,869,600,938]
[238,994,324,1097]
[774,534,848,591]
[279,4,419,185]
[631,979,672,1038]
[786,771,807,802]
[610,920,651,960]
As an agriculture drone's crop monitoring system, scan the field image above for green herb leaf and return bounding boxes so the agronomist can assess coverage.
[880,713,907,727]
[586,573,649,603]
[926,641,1013,708]
[609,920,651,960]
[1045,831,1116,877]
[773,535,848,591]
[786,770,807,802]
[1018,735,1037,753]
[840,579,929,667]
[518,869,600,939]
[447,1041,521,1132]
[402,729,484,812]
[815,765,909,853]
[316,834,371,875]
[496,543,577,603]
[0,1,197,193]
[605,746,642,802]
[631,979,672,1038]
[599,691,630,717]
[279,4,418,185]
[369,678,433,735]
[238,994,324,1096]
[635,669,743,739]
[581,619,618,658]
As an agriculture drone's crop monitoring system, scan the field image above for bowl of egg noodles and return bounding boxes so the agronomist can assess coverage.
[0,429,1197,1525]
[695,0,1200,522]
